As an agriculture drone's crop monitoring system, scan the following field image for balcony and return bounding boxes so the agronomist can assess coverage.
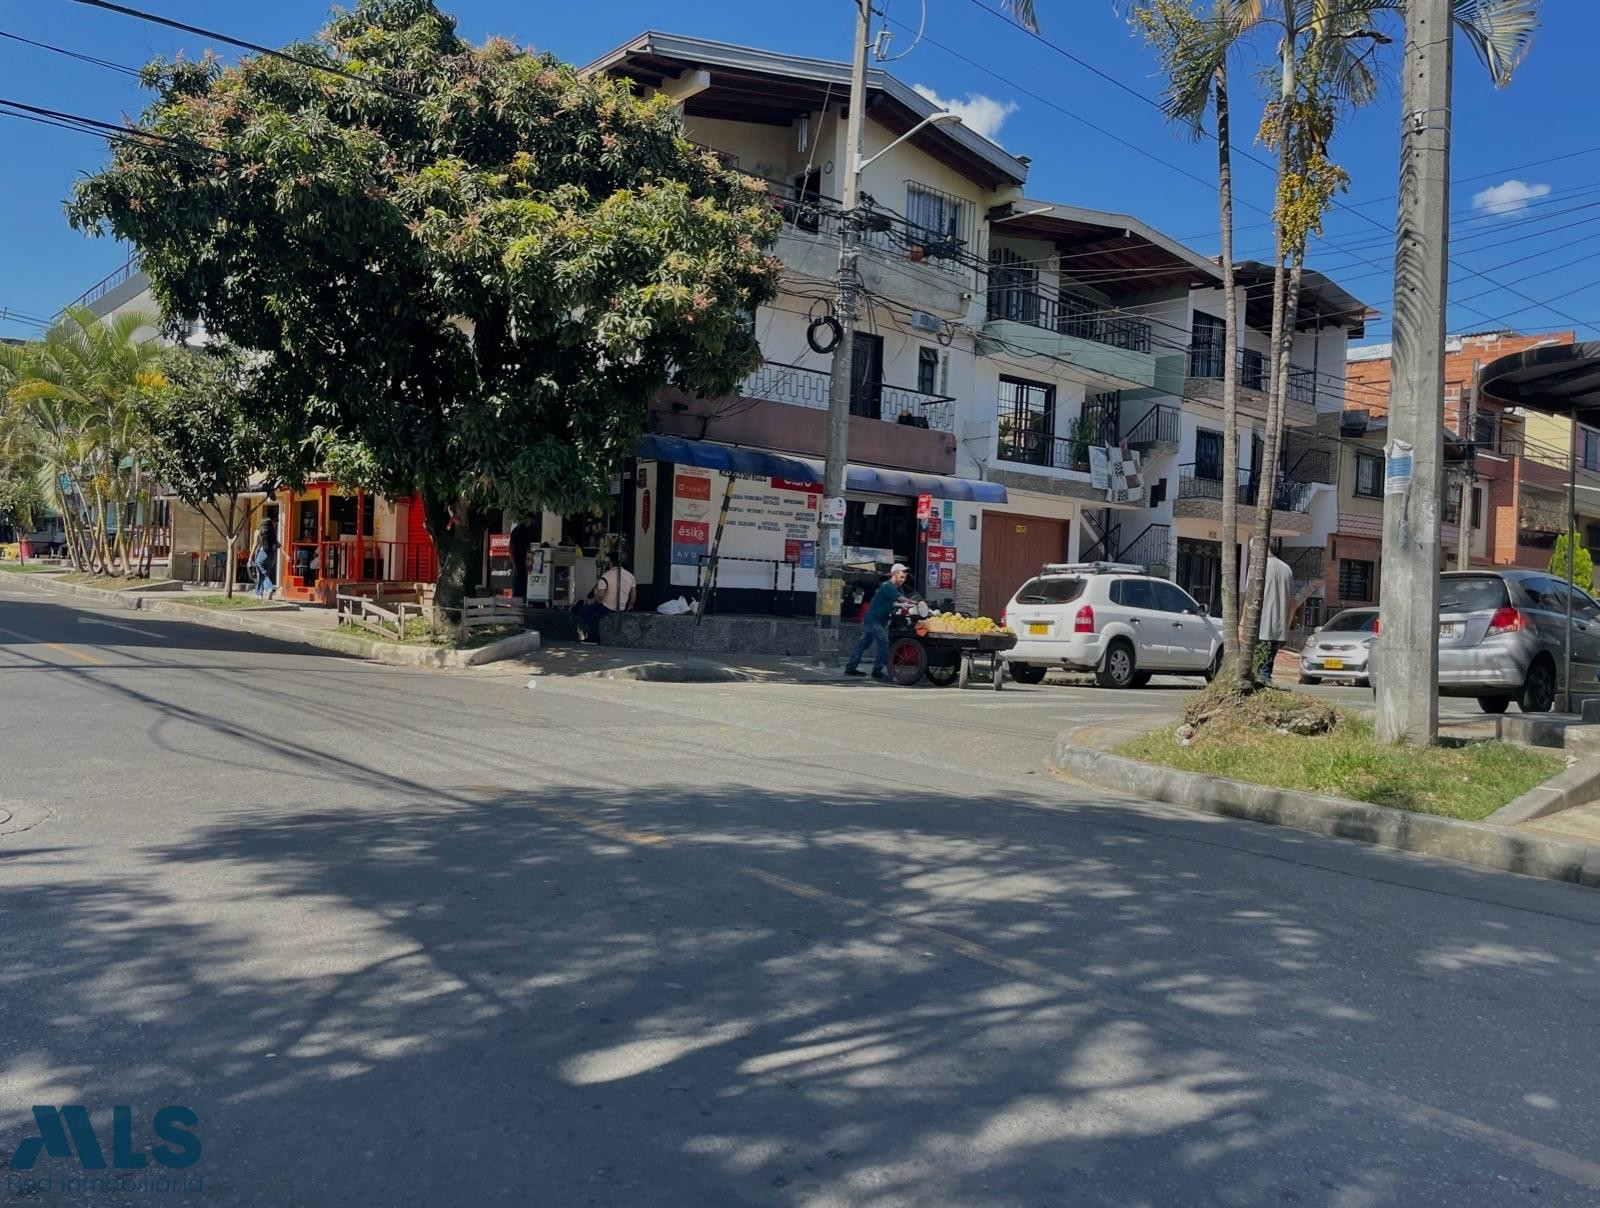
[1174,464,1314,534]
[1185,345,1319,427]
[741,361,955,433]
[1123,403,1181,453]
[980,284,1159,389]
[996,430,1090,473]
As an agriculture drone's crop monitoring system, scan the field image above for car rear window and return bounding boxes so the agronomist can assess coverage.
[1323,610,1378,633]
[1438,576,1510,614]
[1014,577,1086,605]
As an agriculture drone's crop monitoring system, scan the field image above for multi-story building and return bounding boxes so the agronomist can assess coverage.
[1342,329,1578,603]
[593,31,1371,621]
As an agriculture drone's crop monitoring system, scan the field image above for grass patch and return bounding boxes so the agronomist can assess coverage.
[0,561,66,574]
[183,594,278,611]
[1119,693,1563,821]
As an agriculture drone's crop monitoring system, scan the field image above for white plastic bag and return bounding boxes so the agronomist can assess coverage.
[657,596,692,616]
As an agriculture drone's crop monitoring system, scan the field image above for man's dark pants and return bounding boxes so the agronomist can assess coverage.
[1256,640,1284,682]
[846,620,891,674]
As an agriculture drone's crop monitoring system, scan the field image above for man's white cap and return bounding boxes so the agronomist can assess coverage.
[890,562,909,574]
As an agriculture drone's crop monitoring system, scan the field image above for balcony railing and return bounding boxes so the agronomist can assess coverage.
[1121,523,1172,570]
[740,360,956,433]
[1187,344,1319,406]
[1124,404,1180,449]
[987,286,1152,354]
[62,252,141,315]
[767,181,970,276]
[998,429,1090,472]
[1177,464,1313,513]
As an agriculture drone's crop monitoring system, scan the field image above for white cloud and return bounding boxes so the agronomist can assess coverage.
[910,84,1018,143]
[1471,179,1551,218]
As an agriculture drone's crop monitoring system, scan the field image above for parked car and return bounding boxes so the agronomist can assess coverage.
[1372,569,1600,714]
[1001,561,1223,688]
[1299,608,1378,685]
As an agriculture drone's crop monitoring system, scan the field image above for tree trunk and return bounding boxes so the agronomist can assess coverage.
[1215,53,1246,688]
[422,490,491,625]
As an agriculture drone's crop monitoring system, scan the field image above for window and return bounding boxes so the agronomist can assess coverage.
[1015,577,1086,605]
[1440,575,1509,613]
[1239,348,1266,392]
[1189,312,1225,379]
[906,182,968,254]
[997,376,1057,467]
[918,347,940,396]
[1353,451,1382,499]
[1323,609,1378,633]
[988,246,1040,323]
[1581,426,1600,472]
[1338,559,1374,602]
[1472,487,1484,530]
[1153,581,1200,615]
[328,494,375,538]
[1195,429,1223,480]
[1111,578,1156,610]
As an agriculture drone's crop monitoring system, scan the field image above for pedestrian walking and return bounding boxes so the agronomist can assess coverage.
[250,517,278,599]
[1242,546,1296,683]
[844,562,909,680]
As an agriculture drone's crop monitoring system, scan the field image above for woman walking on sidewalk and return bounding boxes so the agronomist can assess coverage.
[250,517,278,600]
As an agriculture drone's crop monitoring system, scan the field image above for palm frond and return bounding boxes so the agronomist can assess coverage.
[1000,0,1040,33]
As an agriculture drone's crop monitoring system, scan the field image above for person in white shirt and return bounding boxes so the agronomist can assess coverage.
[1241,543,1299,683]
[578,559,637,644]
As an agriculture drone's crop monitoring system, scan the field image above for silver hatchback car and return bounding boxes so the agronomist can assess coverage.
[1300,608,1378,685]
[1388,569,1600,714]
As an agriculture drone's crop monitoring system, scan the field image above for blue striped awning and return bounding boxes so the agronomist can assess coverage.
[634,435,1008,503]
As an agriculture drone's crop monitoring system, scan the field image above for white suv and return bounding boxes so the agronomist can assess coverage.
[1001,562,1223,687]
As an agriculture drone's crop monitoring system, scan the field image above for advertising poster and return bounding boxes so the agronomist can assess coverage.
[669,469,821,591]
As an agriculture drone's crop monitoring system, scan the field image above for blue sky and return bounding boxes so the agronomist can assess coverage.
[2,0,1596,348]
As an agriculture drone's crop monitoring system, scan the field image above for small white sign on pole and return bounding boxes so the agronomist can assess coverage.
[820,495,847,525]
[1385,440,1414,496]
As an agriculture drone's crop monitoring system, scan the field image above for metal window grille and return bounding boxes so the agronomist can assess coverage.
[1338,559,1374,602]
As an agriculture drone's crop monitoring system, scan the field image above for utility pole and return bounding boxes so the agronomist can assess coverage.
[814,0,873,666]
[1376,0,1452,745]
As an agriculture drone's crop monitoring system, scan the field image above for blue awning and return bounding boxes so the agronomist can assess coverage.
[634,435,1008,503]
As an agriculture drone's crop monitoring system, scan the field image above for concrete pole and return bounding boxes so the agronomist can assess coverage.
[814,0,872,666]
[1376,0,1452,746]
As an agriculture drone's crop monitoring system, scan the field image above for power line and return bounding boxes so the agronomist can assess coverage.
[65,0,411,99]
[0,28,140,77]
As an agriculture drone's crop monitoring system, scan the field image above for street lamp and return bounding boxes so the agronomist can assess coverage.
[855,111,962,174]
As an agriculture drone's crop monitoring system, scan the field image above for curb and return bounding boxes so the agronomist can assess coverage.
[1488,754,1600,826]
[7,574,539,670]
[1050,722,1600,889]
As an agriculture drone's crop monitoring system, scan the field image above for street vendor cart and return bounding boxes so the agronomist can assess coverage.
[884,601,1016,689]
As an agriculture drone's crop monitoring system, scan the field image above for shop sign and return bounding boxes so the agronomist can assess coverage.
[640,489,652,533]
[927,513,942,541]
[942,499,954,521]
[772,477,823,495]
[488,533,511,557]
[926,545,956,564]
[784,538,817,569]
[937,566,954,590]
[671,518,711,566]
[674,471,712,502]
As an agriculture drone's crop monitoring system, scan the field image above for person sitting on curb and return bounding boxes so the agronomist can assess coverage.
[844,562,908,681]
[577,559,636,645]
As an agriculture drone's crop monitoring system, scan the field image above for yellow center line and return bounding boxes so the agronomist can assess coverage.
[0,622,108,665]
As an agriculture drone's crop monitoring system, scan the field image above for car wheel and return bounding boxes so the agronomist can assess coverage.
[1008,663,1047,685]
[1298,674,1321,686]
[1204,650,1222,683]
[1518,658,1557,713]
[1095,639,1136,689]
[1477,696,1511,715]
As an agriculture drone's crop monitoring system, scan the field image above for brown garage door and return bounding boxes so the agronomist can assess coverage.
[980,513,1069,620]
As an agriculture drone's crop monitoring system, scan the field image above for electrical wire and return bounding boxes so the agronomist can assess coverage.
[0,28,141,77]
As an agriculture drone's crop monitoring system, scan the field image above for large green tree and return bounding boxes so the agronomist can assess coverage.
[68,0,780,609]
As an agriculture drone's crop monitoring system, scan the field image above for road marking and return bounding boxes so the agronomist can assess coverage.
[0,623,107,665]
[77,617,161,638]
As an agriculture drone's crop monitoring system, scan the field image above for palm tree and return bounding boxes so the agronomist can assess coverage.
[0,307,164,575]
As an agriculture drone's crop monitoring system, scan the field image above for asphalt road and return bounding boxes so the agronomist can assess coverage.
[3,585,1600,1208]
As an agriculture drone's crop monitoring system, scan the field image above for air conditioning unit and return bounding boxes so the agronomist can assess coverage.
[910,310,941,334]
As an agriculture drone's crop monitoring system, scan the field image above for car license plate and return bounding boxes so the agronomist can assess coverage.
[1028,622,1050,635]
[1323,658,1344,670]
[1439,622,1460,639]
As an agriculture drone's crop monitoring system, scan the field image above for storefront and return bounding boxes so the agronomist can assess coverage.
[274,482,434,604]
[632,435,1004,617]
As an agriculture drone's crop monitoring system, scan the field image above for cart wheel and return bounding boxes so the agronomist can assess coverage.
[888,637,927,686]
[991,657,1006,690]
[925,659,958,687]
[957,655,971,690]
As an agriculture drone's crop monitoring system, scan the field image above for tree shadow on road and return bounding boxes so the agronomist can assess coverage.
[5,771,1600,1206]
